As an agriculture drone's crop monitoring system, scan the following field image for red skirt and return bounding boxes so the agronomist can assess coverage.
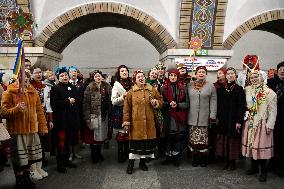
[216,134,241,160]
[83,126,106,145]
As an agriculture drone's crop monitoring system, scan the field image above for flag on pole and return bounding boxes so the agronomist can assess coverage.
[13,39,23,80]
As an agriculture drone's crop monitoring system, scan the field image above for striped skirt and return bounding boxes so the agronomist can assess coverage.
[10,133,42,166]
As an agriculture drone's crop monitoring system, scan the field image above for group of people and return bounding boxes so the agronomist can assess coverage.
[0,55,284,189]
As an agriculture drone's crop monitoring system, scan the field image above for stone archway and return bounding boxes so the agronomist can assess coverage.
[223,9,284,49]
[34,2,177,54]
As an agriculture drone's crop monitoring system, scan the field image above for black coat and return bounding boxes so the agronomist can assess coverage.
[50,82,81,133]
[217,83,246,137]
[267,77,284,153]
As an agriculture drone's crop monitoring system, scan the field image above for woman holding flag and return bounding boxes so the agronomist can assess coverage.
[0,70,48,189]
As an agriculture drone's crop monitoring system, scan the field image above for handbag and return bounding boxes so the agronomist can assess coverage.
[89,114,101,130]
[0,122,10,141]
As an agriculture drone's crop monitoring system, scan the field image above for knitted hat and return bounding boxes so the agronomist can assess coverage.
[195,66,207,74]
[155,62,166,70]
[55,66,68,79]
[277,61,284,71]
[168,69,179,76]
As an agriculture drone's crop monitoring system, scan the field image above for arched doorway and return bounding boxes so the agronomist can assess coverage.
[34,2,177,54]
[223,10,284,49]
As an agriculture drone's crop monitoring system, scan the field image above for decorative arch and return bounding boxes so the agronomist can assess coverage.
[223,9,284,49]
[34,2,177,54]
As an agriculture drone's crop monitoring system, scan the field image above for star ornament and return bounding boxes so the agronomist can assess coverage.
[7,9,34,36]
[189,37,203,50]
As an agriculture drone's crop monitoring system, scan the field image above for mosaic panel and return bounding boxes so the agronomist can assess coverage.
[190,0,217,48]
[0,0,18,45]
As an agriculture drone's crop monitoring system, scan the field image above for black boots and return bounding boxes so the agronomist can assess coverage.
[192,154,199,167]
[223,160,236,171]
[23,171,36,189]
[139,158,148,171]
[117,142,124,163]
[126,159,148,174]
[259,160,267,182]
[126,159,135,174]
[246,158,258,175]
[117,141,129,163]
[57,154,67,173]
[91,145,104,163]
[15,175,26,189]
[200,156,207,167]
[91,145,99,163]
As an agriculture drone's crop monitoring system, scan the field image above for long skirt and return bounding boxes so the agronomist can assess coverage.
[216,134,241,160]
[129,139,157,159]
[83,115,109,145]
[10,133,42,167]
[242,120,274,160]
[188,126,209,156]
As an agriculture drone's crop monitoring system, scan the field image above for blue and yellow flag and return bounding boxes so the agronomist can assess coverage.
[13,39,23,80]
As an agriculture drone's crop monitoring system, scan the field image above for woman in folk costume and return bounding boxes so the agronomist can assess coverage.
[237,55,267,88]
[43,70,56,156]
[111,65,132,163]
[1,71,47,189]
[83,70,112,163]
[242,70,277,182]
[216,67,246,170]
[187,66,217,167]
[146,67,159,90]
[160,69,189,166]
[50,67,80,173]
[123,70,163,174]
[146,67,165,158]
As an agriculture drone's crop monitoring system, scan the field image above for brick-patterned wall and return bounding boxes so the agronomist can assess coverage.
[178,0,193,48]
[223,10,284,49]
[213,0,227,49]
[34,2,177,54]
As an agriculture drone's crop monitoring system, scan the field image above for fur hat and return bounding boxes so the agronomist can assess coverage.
[176,63,187,70]
[55,66,68,79]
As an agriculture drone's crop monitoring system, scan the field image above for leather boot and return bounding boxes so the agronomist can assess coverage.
[192,154,199,167]
[172,155,181,167]
[126,159,135,174]
[97,145,104,161]
[246,158,258,175]
[56,154,67,173]
[123,141,129,162]
[91,145,99,163]
[15,175,27,189]
[23,171,36,189]
[64,154,77,168]
[117,142,124,163]
[200,156,208,167]
[229,160,236,171]
[259,160,267,182]
[139,158,148,171]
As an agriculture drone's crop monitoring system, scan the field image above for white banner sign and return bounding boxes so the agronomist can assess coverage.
[175,57,227,71]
